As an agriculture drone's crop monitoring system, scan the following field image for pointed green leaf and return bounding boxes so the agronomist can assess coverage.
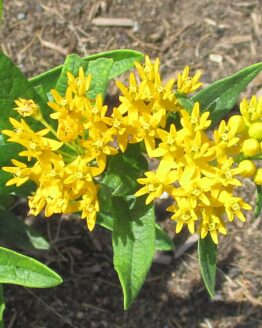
[55,54,89,95]
[55,54,113,99]
[0,52,51,132]
[112,197,155,309]
[198,234,217,298]
[255,185,262,218]
[29,50,144,95]
[97,210,173,252]
[0,52,50,194]
[86,58,113,99]
[103,144,147,197]
[0,247,62,288]
[0,284,5,328]
[192,62,262,124]
[0,209,49,250]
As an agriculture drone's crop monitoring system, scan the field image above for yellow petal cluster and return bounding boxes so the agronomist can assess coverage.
[1,56,259,242]
[2,68,118,230]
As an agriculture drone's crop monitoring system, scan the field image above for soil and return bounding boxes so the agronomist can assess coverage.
[0,1,262,327]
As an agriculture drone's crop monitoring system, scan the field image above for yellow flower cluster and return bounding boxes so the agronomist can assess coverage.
[2,56,260,242]
[2,68,118,230]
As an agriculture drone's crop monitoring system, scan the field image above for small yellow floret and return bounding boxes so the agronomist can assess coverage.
[14,98,40,118]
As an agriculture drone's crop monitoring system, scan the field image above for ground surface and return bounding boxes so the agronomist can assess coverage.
[0,1,262,327]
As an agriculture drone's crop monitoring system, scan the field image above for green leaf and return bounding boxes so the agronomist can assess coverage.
[55,54,113,99]
[0,52,50,194]
[198,234,217,298]
[97,211,173,251]
[0,52,51,132]
[103,144,147,197]
[155,224,174,251]
[192,62,262,124]
[255,185,262,218]
[0,284,5,328]
[0,247,62,288]
[0,209,49,250]
[112,197,155,309]
[29,50,144,95]
[55,54,89,95]
[0,194,15,209]
[86,58,113,99]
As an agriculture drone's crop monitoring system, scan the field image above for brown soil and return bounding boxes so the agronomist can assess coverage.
[0,1,262,327]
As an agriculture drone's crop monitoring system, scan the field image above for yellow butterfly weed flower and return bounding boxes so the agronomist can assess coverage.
[135,168,177,204]
[218,191,252,222]
[177,66,202,95]
[167,198,198,234]
[14,98,40,118]
[180,103,211,133]
[67,67,92,97]
[240,95,262,124]
[200,209,227,244]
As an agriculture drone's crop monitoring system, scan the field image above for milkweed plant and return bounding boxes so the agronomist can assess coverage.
[0,49,261,318]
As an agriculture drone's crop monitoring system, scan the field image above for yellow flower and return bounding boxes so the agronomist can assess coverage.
[167,198,198,234]
[79,188,99,231]
[205,158,242,187]
[214,120,239,148]
[180,103,211,133]
[14,98,40,118]
[107,107,131,153]
[133,112,161,157]
[172,165,215,207]
[67,67,92,97]
[57,115,82,142]
[218,191,251,222]
[2,118,63,160]
[3,159,34,187]
[240,95,262,123]
[64,156,95,194]
[135,168,177,204]
[177,66,202,95]
[200,209,227,244]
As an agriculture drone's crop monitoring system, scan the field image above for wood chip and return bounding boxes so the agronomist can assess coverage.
[38,36,68,56]
[92,17,135,27]
[222,34,252,45]
[209,53,223,63]
[174,234,199,259]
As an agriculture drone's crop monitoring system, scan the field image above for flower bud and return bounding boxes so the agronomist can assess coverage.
[254,168,262,185]
[248,122,262,141]
[228,115,245,134]
[242,138,261,157]
[238,160,256,177]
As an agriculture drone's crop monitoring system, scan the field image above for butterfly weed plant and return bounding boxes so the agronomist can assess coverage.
[0,49,261,317]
